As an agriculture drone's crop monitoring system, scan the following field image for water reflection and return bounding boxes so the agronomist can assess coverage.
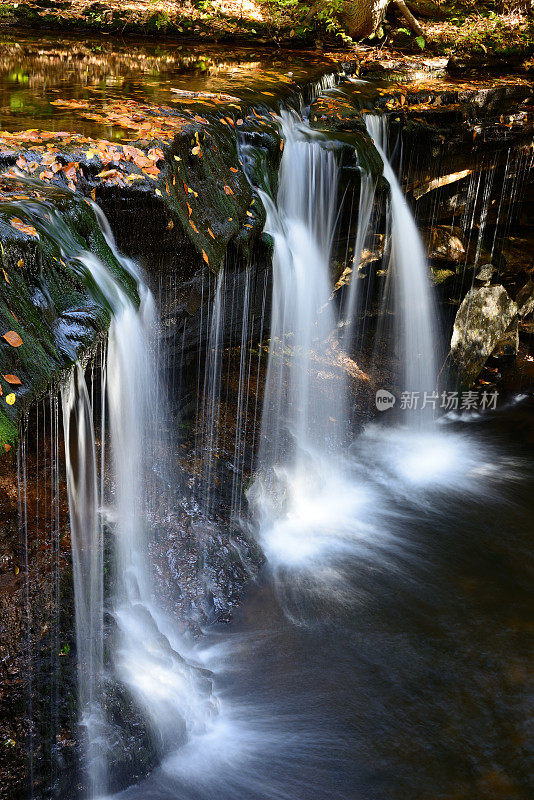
[0,32,338,138]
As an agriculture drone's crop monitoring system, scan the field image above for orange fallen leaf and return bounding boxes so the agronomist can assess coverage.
[3,331,22,347]
[190,220,199,233]
[2,269,10,284]
[4,443,11,452]
[187,203,193,217]
[10,218,38,237]
[208,228,215,239]
[202,250,209,265]
[3,375,21,385]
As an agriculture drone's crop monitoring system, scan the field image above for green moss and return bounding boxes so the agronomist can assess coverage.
[0,180,139,448]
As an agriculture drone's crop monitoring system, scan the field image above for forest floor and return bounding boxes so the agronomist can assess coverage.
[0,0,532,60]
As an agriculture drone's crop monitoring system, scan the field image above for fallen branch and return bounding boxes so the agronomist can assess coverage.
[392,0,424,37]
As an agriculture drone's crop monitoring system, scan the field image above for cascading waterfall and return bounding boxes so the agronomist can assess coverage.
[365,115,438,410]
[62,364,106,798]
[248,111,367,576]
[255,111,346,472]
[37,200,217,797]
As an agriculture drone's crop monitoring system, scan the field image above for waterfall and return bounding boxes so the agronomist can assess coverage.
[248,111,363,575]
[365,115,437,410]
[255,111,346,472]
[53,202,215,797]
[62,364,106,798]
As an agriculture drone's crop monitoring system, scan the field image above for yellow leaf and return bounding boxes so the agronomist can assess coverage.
[5,393,16,405]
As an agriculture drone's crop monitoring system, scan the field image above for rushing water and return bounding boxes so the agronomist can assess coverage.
[365,114,438,410]
[62,364,106,797]
[6,58,533,800]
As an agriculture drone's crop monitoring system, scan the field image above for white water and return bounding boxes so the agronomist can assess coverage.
[257,112,344,467]
[62,364,106,798]
[60,208,214,798]
[365,115,437,407]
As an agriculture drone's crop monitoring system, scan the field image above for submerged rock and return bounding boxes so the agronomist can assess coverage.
[449,285,518,387]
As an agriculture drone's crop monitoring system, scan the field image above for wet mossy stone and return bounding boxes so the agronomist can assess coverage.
[164,114,268,270]
[0,178,139,448]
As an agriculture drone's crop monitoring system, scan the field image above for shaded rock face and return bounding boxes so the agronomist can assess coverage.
[450,285,519,388]
[424,225,466,264]
[515,279,534,319]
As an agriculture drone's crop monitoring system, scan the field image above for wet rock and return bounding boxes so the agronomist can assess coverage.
[0,177,138,448]
[492,317,519,362]
[475,264,496,286]
[449,285,518,387]
[515,279,534,318]
[423,225,466,263]
[447,53,530,77]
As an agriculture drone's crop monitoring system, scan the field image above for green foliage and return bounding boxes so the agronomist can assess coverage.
[262,0,352,41]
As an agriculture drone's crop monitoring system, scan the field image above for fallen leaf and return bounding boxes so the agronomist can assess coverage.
[17,259,24,268]
[3,375,21,385]
[10,218,38,237]
[2,269,10,284]
[5,393,16,405]
[3,331,23,347]
[202,250,209,265]
[190,220,199,233]
[4,443,11,452]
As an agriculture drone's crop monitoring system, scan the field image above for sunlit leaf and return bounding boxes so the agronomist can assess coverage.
[3,331,23,347]
[10,218,39,237]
